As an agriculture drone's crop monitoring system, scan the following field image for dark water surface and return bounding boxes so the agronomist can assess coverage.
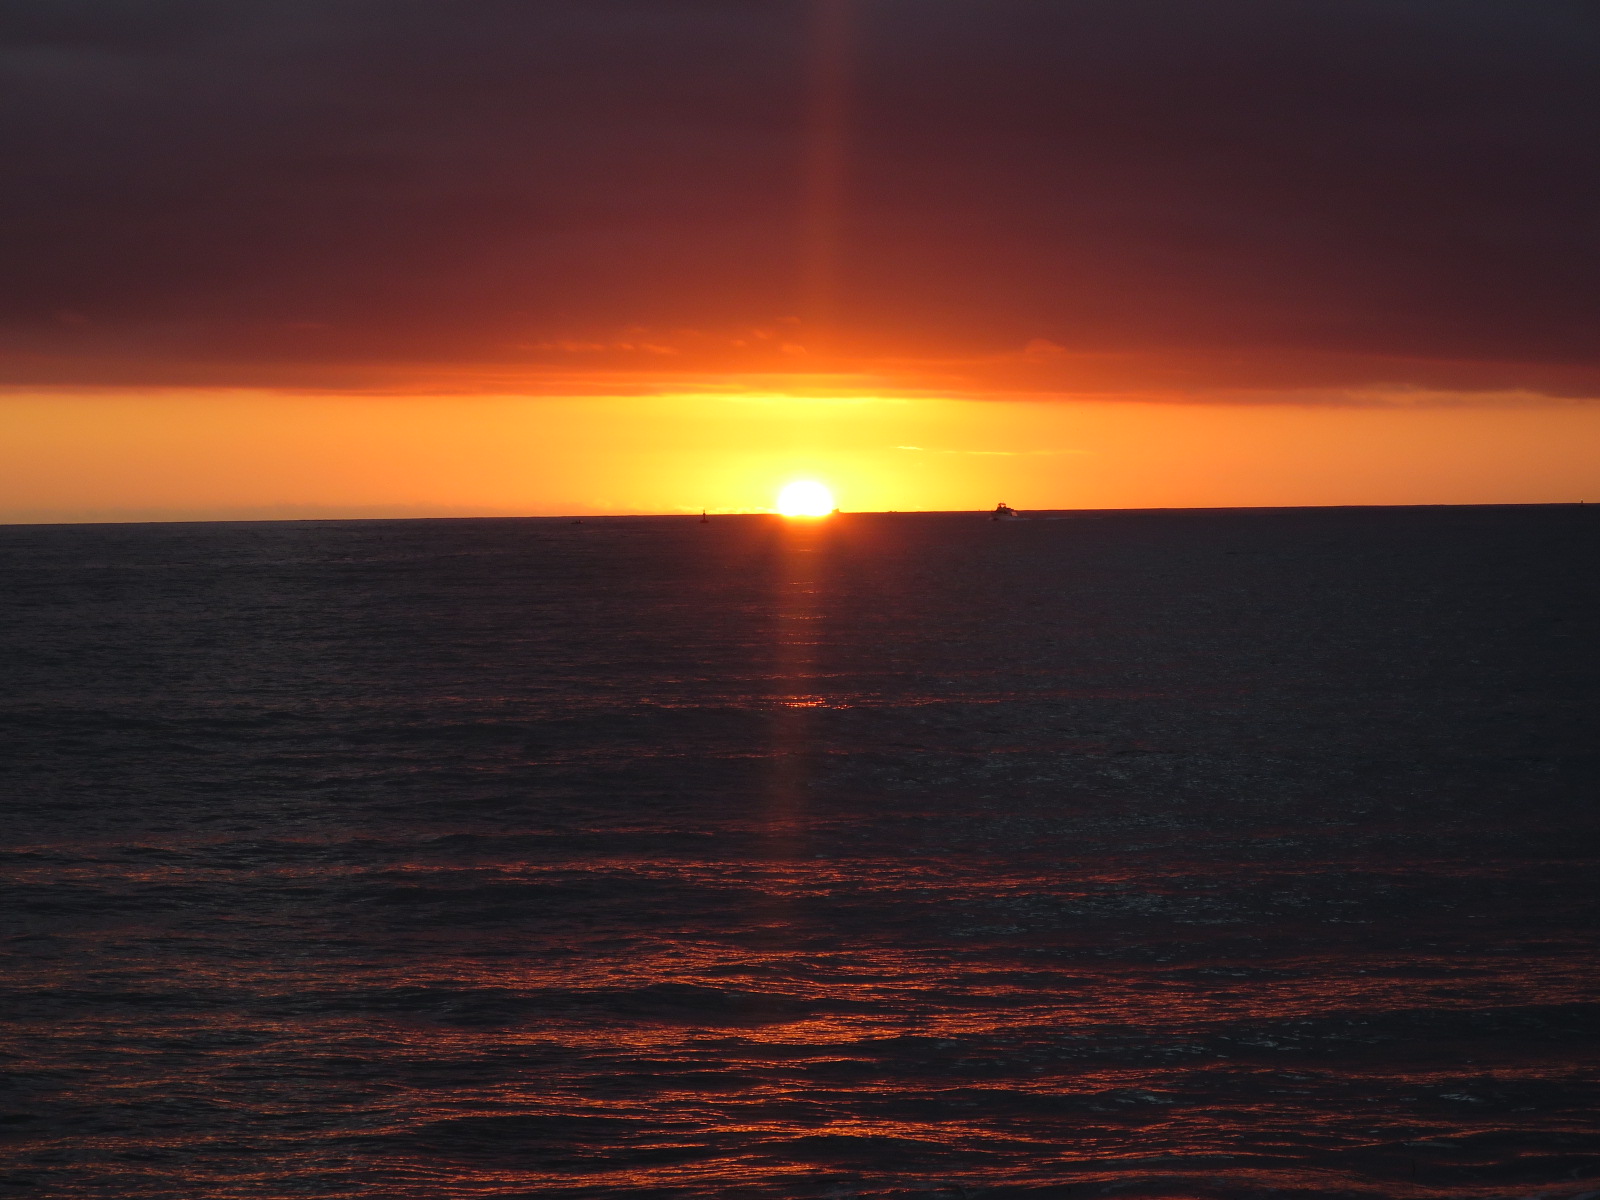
[2,506,1597,1199]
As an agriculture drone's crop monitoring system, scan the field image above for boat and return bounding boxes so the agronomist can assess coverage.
[991,502,1025,521]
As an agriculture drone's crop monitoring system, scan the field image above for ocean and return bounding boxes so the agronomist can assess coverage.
[1,505,1596,1199]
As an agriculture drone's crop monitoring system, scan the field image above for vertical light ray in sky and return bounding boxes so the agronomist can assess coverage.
[799,0,856,359]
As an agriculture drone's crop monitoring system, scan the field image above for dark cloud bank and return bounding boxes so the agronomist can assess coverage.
[2,0,1596,397]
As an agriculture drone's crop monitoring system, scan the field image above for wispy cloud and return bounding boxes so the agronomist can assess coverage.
[894,445,1078,456]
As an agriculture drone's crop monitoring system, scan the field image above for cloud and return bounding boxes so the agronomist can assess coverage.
[1,1,1596,399]
[894,445,1073,456]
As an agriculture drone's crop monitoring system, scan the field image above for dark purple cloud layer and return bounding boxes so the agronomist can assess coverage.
[2,1,1596,393]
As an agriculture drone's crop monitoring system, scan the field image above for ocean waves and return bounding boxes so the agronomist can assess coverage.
[1,507,1597,1196]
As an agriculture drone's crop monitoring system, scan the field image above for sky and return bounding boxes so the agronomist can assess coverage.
[2,0,1597,520]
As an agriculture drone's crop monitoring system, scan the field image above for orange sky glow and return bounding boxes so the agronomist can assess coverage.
[3,384,1596,525]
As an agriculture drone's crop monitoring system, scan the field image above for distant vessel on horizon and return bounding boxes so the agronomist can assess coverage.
[991,502,1024,521]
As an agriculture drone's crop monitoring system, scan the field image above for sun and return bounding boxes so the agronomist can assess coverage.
[776,480,835,517]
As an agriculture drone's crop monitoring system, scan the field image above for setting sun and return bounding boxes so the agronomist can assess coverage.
[775,480,835,517]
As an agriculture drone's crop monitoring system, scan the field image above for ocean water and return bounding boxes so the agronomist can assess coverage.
[1,505,1596,1200]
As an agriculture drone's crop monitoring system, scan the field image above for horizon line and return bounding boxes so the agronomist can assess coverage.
[1,499,1590,530]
